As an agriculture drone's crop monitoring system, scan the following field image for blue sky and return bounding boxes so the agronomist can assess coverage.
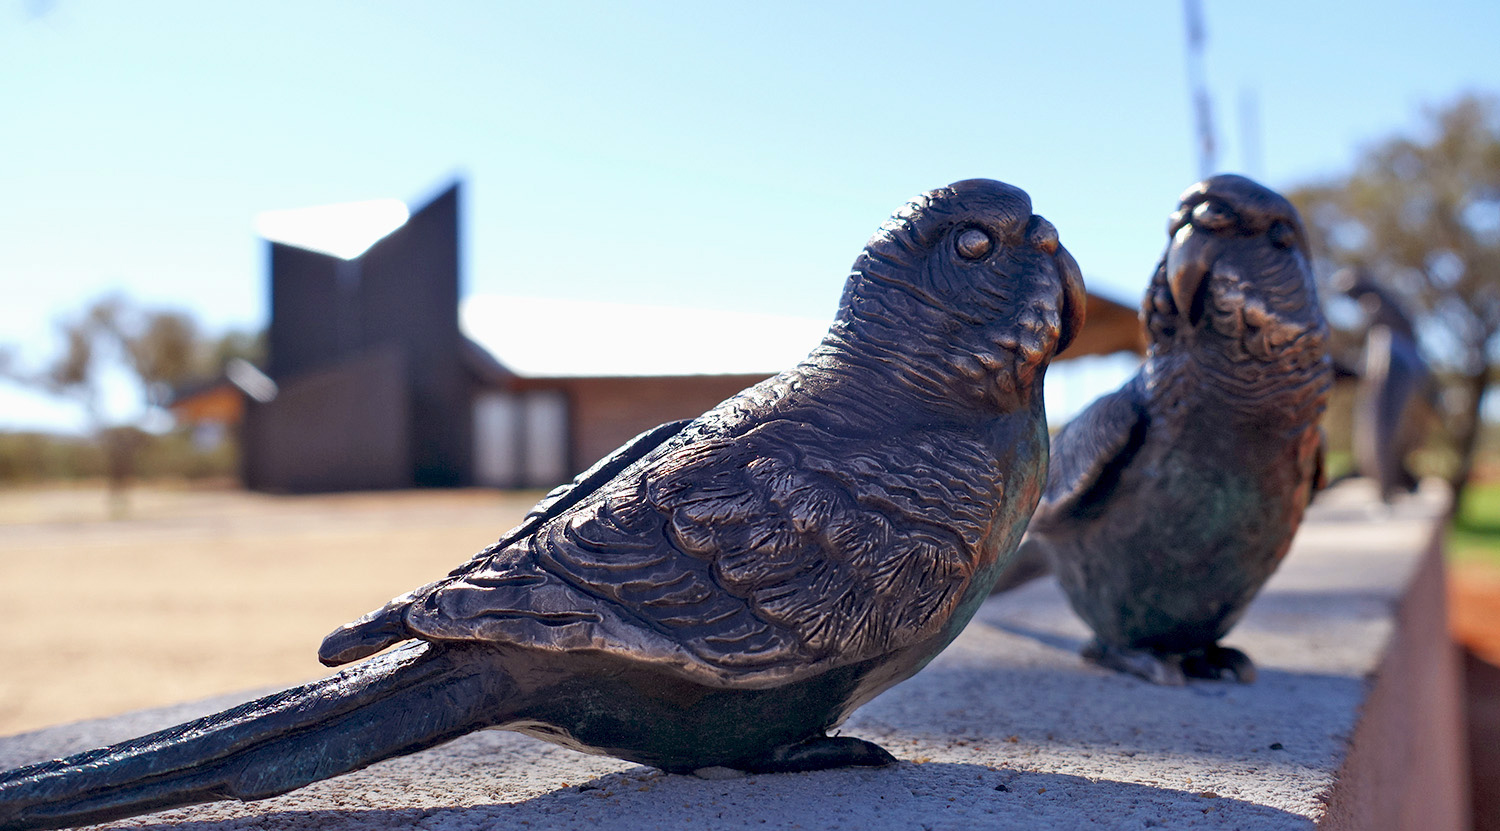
[2,1,1498,431]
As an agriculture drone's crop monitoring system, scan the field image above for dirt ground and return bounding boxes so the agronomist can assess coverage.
[0,483,540,737]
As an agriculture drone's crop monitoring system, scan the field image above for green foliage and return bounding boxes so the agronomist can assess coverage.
[128,310,201,408]
[1291,94,1500,367]
[137,428,239,481]
[38,294,207,414]
[205,329,266,375]
[0,432,105,482]
[1323,449,1354,482]
[0,428,238,485]
[0,292,264,488]
[1289,94,1500,508]
[5,293,266,420]
[1450,479,1500,565]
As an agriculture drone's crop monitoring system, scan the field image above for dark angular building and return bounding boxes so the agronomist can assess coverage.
[243,183,493,492]
[237,183,768,494]
[227,182,1144,494]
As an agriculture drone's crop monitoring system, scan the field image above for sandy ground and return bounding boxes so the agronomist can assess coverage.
[0,483,541,737]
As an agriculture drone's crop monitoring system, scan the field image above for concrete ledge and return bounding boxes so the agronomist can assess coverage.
[1319,513,1469,830]
[0,480,1462,829]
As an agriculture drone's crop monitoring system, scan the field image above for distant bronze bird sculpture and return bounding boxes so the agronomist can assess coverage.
[1336,269,1434,503]
[0,178,1084,831]
[993,174,1330,685]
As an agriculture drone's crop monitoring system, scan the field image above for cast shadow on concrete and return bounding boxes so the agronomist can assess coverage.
[126,763,1307,831]
[855,659,1363,768]
[983,587,1394,652]
[1235,587,1394,628]
[981,571,1404,629]
[982,618,1089,655]
[1301,496,1438,525]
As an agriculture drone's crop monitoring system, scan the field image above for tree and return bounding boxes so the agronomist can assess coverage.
[1289,93,1500,515]
[53,296,200,510]
[204,328,267,377]
[36,295,192,413]
[1,294,258,509]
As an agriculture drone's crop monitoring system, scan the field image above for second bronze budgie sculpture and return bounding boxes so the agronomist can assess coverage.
[992,175,1331,685]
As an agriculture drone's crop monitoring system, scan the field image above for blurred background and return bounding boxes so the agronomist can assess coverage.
[3,0,1498,499]
[1,0,1499,822]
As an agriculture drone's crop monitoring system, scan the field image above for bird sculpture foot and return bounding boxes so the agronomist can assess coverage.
[1081,639,1187,686]
[1180,645,1257,683]
[743,735,899,774]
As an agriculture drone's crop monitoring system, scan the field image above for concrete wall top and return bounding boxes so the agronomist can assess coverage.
[0,479,1458,830]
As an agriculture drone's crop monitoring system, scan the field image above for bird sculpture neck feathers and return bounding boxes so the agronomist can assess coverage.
[0,178,1082,831]
[826,180,1086,420]
[1141,174,1331,424]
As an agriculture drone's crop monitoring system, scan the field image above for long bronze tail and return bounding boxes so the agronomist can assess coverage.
[0,642,510,831]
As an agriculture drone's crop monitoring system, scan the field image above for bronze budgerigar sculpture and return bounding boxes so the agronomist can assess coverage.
[995,175,1330,685]
[1337,269,1434,503]
[0,178,1084,831]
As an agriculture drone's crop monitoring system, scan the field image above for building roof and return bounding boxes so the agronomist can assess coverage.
[254,198,411,260]
[461,290,1149,380]
[459,295,830,378]
[1058,290,1148,360]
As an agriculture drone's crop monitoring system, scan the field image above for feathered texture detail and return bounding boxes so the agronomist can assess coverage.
[1141,174,1331,424]
[321,177,1080,688]
[397,414,1001,686]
